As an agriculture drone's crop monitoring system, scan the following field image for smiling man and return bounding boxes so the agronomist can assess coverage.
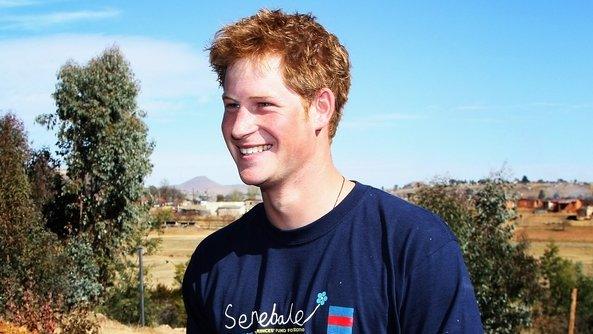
[183,9,483,333]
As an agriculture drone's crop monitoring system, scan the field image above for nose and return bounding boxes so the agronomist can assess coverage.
[229,107,257,140]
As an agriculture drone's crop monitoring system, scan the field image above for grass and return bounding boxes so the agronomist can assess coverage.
[143,227,213,288]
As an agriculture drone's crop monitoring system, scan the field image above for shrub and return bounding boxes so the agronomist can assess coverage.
[413,177,541,333]
[535,243,593,333]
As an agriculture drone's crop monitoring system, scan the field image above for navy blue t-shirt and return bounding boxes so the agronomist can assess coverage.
[183,182,483,333]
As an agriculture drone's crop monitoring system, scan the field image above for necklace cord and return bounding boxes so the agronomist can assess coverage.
[333,176,346,209]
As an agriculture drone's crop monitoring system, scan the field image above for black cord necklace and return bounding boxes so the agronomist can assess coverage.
[333,176,346,209]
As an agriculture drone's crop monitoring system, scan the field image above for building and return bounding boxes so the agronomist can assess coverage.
[517,199,544,210]
[545,199,583,213]
[577,206,593,220]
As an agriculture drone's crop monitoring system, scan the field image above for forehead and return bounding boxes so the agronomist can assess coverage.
[223,56,287,96]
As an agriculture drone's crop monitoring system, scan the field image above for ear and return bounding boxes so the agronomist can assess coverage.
[310,88,335,135]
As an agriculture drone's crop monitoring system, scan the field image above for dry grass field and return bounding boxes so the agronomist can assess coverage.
[516,210,593,275]
[143,227,214,288]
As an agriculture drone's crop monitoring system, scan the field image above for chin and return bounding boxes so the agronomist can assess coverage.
[238,169,267,187]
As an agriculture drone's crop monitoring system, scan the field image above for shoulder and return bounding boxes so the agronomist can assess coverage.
[355,183,458,262]
[187,204,264,272]
[358,184,453,236]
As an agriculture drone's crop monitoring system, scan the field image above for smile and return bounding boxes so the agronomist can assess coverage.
[239,144,272,156]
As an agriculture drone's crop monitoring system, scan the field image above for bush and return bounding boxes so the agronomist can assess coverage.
[535,243,593,333]
[151,284,186,328]
[413,177,541,333]
[0,113,99,333]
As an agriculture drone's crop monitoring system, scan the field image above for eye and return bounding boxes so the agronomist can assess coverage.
[257,102,275,108]
[224,102,240,111]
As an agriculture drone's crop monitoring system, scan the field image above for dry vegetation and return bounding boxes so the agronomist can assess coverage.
[144,228,213,288]
[516,210,593,275]
[96,313,184,334]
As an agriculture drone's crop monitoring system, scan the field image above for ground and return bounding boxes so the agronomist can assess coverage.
[516,210,593,275]
[143,228,212,289]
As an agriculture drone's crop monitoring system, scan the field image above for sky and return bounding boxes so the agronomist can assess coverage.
[1,1,592,188]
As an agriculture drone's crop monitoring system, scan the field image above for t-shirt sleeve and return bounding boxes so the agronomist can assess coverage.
[400,240,483,333]
[182,251,217,334]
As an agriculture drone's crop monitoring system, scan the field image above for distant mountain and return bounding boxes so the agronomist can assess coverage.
[175,176,247,196]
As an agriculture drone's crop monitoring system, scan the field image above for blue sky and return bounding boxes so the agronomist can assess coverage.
[1,1,591,188]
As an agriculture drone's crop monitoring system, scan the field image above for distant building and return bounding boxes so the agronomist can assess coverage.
[577,206,593,220]
[545,199,583,213]
[216,205,245,217]
[177,201,247,217]
[177,204,211,216]
[517,199,544,210]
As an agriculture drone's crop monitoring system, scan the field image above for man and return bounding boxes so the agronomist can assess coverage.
[183,9,483,333]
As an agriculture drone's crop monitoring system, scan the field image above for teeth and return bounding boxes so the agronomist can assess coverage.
[239,144,272,155]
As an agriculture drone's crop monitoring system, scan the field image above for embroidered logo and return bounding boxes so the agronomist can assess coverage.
[327,306,354,334]
[316,291,328,306]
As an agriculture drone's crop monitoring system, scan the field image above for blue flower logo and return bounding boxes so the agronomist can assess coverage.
[316,291,328,306]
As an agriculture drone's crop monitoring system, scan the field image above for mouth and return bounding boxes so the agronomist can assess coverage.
[238,144,273,156]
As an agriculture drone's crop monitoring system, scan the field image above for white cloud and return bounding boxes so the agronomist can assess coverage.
[0,8,120,30]
[0,34,218,146]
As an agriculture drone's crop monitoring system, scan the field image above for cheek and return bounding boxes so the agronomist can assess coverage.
[221,114,233,137]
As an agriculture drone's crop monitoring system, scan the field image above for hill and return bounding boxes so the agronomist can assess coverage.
[174,176,247,196]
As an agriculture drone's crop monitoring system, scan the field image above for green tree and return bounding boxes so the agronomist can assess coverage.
[225,190,245,202]
[537,243,593,333]
[0,112,37,312]
[37,46,155,287]
[414,177,541,333]
[246,185,260,200]
[0,113,99,331]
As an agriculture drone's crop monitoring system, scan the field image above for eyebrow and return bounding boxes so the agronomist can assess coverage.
[222,94,276,101]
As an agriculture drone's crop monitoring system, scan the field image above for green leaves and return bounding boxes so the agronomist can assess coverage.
[39,46,155,287]
[414,178,540,333]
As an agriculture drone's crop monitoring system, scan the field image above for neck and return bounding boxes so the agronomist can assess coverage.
[260,156,354,230]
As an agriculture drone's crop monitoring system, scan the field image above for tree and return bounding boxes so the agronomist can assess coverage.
[0,113,37,311]
[225,190,245,202]
[246,185,260,200]
[0,113,99,332]
[414,177,541,333]
[37,46,154,286]
[521,175,530,184]
[536,243,593,333]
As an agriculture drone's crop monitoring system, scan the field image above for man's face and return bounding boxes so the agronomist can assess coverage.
[221,56,317,188]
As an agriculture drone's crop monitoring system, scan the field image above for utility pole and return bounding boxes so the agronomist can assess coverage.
[568,288,578,334]
[137,246,145,326]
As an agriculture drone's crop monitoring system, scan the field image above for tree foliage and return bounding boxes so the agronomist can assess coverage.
[0,113,99,332]
[414,178,541,333]
[37,46,154,286]
[536,243,593,333]
[148,182,186,206]
[225,190,245,202]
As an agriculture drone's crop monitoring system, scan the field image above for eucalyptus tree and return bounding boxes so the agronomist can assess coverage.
[38,46,154,286]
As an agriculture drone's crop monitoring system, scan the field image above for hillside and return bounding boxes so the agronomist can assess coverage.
[174,176,247,196]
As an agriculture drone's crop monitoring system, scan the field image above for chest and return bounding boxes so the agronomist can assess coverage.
[203,235,393,333]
